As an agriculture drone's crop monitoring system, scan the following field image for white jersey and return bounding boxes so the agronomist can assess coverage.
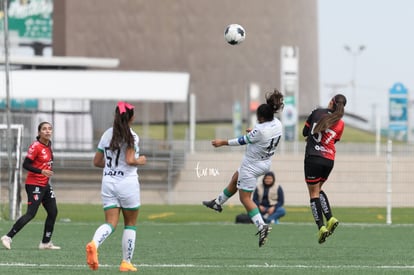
[243,118,282,162]
[237,118,283,191]
[97,127,140,181]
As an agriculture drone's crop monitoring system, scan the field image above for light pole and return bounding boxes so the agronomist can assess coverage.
[344,45,366,113]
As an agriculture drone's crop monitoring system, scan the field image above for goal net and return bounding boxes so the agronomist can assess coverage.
[0,124,24,221]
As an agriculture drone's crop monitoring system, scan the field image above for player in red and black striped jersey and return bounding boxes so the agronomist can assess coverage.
[302,94,347,244]
[1,122,60,250]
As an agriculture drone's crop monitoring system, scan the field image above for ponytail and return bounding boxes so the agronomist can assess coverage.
[265,89,284,113]
[313,94,347,133]
[110,102,135,152]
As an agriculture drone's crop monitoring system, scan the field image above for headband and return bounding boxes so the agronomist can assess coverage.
[117,101,135,114]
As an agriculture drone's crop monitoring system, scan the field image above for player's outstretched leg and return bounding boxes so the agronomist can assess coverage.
[202,199,223,213]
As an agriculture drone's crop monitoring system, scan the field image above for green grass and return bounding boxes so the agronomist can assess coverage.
[133,122,384,143]
[3,204,412,224]
[340,125,377,143]
[133,122,231,140]
[0,205,413,274]
[2,204,413,224]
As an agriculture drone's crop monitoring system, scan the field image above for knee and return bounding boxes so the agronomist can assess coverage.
[23,210,37,222]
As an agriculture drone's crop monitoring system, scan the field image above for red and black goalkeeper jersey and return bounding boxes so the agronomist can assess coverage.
[25,140,53,186]
[302,108,344,161]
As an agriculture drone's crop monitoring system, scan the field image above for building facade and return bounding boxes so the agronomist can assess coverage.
[53,0,319,126]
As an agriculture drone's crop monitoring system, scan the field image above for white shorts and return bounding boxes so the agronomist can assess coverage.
[101,177,141,210]
[237,160,270,192]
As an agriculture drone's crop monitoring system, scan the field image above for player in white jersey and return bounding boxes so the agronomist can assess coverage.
[98,127,141,209]
[203,89,284,247]
[86,102,146,272]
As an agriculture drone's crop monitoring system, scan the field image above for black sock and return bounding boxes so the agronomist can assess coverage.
[310,198,324,229]
[319,190,332,220]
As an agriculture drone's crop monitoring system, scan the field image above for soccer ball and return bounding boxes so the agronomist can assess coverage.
[224,24,246,45]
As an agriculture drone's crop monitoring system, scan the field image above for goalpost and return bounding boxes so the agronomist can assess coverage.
[0,124,24,221]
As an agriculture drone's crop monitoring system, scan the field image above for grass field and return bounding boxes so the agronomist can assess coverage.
[132,121,384,143]
[0,204,413,274]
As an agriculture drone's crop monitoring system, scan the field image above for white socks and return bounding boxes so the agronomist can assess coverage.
[93,223,113,248]
[91,223,137,263]
[250,213,265,230]
[122,227,137,262]
[216,191,229,205]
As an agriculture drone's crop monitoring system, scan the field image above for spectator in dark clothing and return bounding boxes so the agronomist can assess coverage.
[253,171,286,224]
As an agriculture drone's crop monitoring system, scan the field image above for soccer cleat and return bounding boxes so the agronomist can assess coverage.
[86,241,99,270]
[1,235,12,250]
[119,260,138,272]
[318,226,329,244]
[39,241,61,250]
[256,224,271,247]
[202,199,223,213]
[327,217,339,236]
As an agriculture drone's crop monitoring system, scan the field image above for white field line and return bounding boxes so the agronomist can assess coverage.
[0,262,414,270]
[2,220,414,227]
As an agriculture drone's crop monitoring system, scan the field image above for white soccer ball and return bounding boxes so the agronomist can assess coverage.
[224,24,246,45]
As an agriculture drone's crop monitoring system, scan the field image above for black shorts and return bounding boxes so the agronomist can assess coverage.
[304,155,334,185]
[26,184,56,207]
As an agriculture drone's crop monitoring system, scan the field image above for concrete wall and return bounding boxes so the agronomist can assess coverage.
[53,0,320,124]
[169,152,414,207]
[2,150,413,207]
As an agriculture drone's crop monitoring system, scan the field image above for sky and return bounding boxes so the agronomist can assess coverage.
[318,0,414,126]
